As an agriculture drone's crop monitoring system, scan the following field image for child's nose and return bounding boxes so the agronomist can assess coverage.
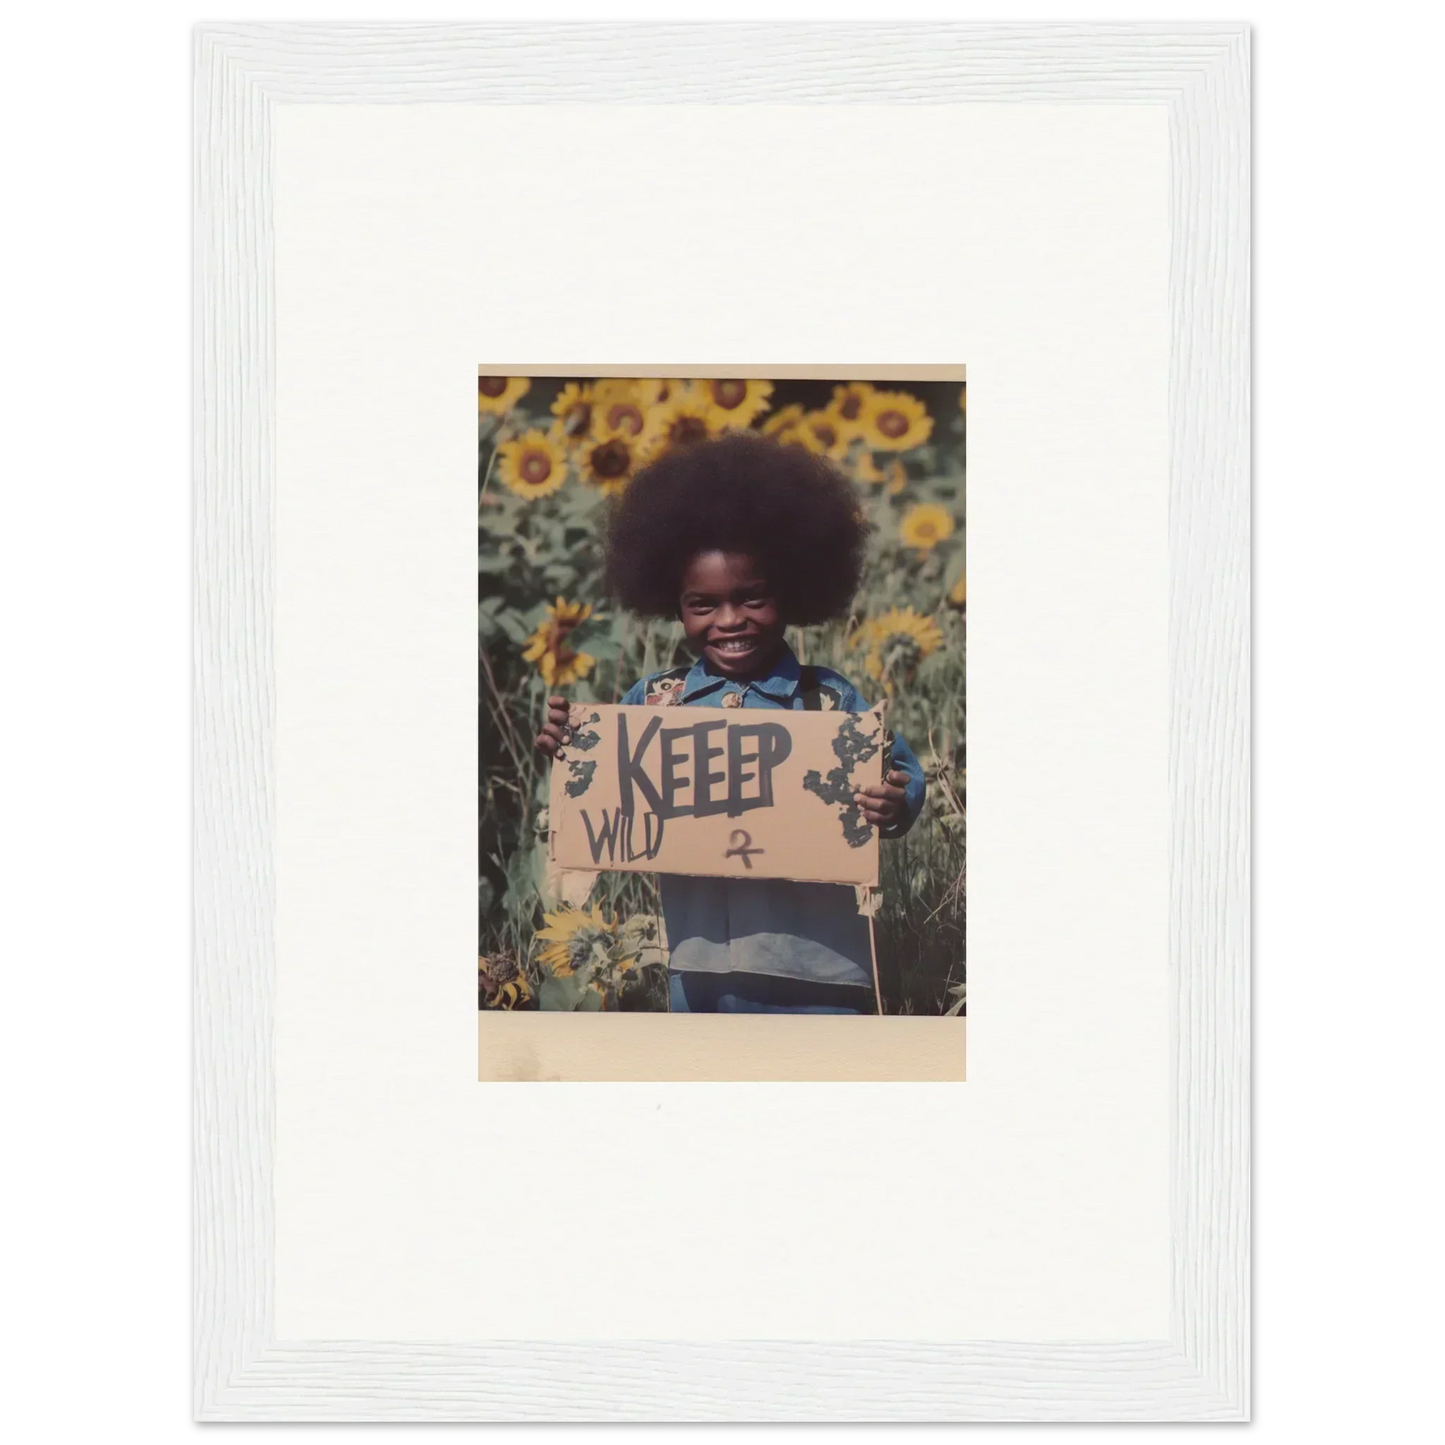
[715,602,744,628]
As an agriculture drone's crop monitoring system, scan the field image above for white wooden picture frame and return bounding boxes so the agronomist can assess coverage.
[194,22,1249,1421]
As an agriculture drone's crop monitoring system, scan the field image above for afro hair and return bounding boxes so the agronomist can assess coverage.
[603,432,868,625]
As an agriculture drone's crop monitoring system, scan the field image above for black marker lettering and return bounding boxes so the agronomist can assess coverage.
[691,719,730,818]
[581,809,624,864]
[616,713,664,817]
[659,726,693,819]
[752,723,792,808]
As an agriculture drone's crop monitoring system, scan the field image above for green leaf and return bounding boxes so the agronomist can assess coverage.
[538,970,591,1012]
[496,611,532,644]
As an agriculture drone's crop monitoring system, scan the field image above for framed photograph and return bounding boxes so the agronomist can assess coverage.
[195,22,1249,1421]
[476,366,968,1082]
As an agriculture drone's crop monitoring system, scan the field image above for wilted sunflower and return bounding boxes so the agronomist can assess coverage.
[521,598,596,687]
[496,430,568,500]
[697,378,773,430]
[795,409,850,460]
[479,952,532,1010]
[649,388,717,457]
[549,381,597,443]
[477,375,531,415]
[899,502,956,551]
[535,904,638,978]
[860,390,933,450]
[851,606,945,688]
[577,427,642,496]
[760,402,805,443]
[826,381,879,437]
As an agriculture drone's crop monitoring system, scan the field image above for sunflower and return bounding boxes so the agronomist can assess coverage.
[859,390,933,450]
[477,375,531,415]
[535,904,639,978]
[760,402,805,443]
[521,598,596,687]
[899,503,956,551]
[549,381,597,443]
[577,427,642,496]
[795,409,850,460]
[648,388,717,458]
[496,429,568,500]
[596,377,672,408]
[697,378,773,430]
[479,953,533,1010]
[825,381,879,437]
[850,606,945,688]
[589,379,659,445]
[853,450,886,484]
[948,572,967,608]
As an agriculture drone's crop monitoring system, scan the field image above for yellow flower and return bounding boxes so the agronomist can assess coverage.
[859,390,933,450]
[948,572,967,607]
[496,429,568,500]
[795,409,850,460]
[697,378,773,430]
[549,382,597,443]
[899,503,955,551]
[536,904,612,976]
[886,461,908,495]
[853,450,885,483]
[596,377,672,409]
[761,403,805,443]
[535,904,641,982]
[590,379,658,446]
[577,427,643,496]
[850,606,945,688]
[521,598,596,687]
[648,388,718,458]
[478,375,531,415]
[958,382,967,414]
[825,381,879,437]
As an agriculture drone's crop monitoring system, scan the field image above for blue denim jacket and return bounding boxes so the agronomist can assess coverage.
[619,644,926,990]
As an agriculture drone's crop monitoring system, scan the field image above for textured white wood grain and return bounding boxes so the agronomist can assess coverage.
[194,22,1249,1421]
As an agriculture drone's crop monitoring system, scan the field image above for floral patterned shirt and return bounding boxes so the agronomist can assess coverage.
[619,644,925,990]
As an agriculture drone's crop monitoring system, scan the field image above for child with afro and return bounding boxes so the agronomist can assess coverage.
[535,432,926,1013]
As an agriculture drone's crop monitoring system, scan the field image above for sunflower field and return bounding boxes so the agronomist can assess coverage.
[478,375,966,1015]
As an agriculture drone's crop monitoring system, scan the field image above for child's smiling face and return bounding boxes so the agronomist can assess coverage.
[679,550,785,680]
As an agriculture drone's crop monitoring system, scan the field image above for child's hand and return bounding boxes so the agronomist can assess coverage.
[854,769,910,830]
[534,695,570,758]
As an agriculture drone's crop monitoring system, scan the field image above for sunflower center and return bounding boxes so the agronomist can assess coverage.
[590,439,631,478]
[478,376,508,398]
[838,392,862,420]
[605,402,645,436]
[813,421,838,447]
[877,409,908,438]
[670,415,709,447]
[713,380,747,409]
[563,403,592,436]
[520,451,553,484]
[883,635,924,670]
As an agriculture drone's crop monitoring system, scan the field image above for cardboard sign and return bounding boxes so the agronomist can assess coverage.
[548,702,885,886]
